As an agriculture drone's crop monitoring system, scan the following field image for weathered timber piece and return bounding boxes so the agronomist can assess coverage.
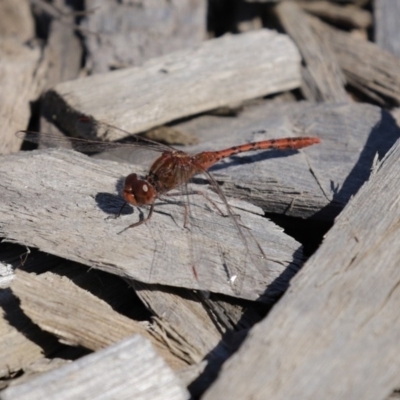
[307,13,400,105]
[298,0,372,28]
[0,287,61,380]
[1,335,189,400]
[0,0,34,40]
[92,100,397,222]
[82,0,206,73]
[176,101,399,220]
[374,0,400,57]
[3,358,70,390]
[0,262,13,289]
[276,1,347,102]
[204,141,400,398]
[0,149,303,302]
[11,269,186,370]
[39,1,83,138]
[0,243,20,289]
[246,0,367,2]
[0,245,71,381]
[131,282,224,364]
[0,0,47,155]
[245,0,369,7]
[42,29,301,140]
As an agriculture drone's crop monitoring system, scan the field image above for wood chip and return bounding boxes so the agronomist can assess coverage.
[0,286,61,379]
[307,13,400,105]
[276,1,348,102]
[203,125,400,400]
[298,1,372,29]
[82,0,207,73]
[131,283,223,364]
[11,269,186,370]
[1,335,189,400]
[0,0,34,41]
[42,29,301,140]
[374,0,400,57]
[0,149,303,302]
[176,101,400,220]
[0,33,47,154]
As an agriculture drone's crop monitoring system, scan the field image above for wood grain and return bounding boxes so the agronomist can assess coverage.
[82,0,206,73]
[131,283,224,364]
[276,1,348,102]
[0,0,34,40]
[1,335,189,400]
[37,1,84,147]
[0,287,60,380]
[203,132,400,399]
[0,245,66,380]
[0,149,303,302]
[174,101,400,220]
[0,1,47,155]
[307,13,400,105]
[10,269,185,370]
[298,1,372,29]
[374,0,400,57]
[42,29,301,140]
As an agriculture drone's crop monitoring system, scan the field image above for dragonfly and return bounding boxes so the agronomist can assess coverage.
[17,119,321,294]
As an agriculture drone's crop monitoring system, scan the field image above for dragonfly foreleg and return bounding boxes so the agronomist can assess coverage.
[118,203,155,234]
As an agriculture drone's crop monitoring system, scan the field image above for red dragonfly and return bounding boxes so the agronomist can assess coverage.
[17,120,320,293]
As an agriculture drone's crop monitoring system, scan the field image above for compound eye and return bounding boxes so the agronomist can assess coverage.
[121,174,156,206]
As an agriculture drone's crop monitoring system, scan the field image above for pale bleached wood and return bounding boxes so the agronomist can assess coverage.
[41,3,83,91]
[82,0,206,73]
[131,283,224,364]
[38,1,85,146]
[0,35,47,155]
[276,1,348,102]
[298,1,372,29]
[245,0,369,2]
[307,13,400,105]
[0,246,72,379]
[0,149,303,302]
[0,257,15,289]
[203,141,400,398]
[0,246,72,380]
[94,100,394,221]
[0,0,34,40]
[374,0,400,57]
[0,287,61,379]
[1,335,189,400]
[5,358,70,389]
[42,29,301,140]
[174,101,399,220]
[11,269,186,370]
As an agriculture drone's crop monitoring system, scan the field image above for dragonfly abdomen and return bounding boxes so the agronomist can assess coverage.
[194,137,321,170]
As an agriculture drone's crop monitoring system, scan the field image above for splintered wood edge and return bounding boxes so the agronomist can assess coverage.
[276,1,347,102]
[10,270,186,371]
[42,29,301,140]
[203,138,400,399]
[0,39,46,154]
[1,335,189,400]
[0,149,303,301]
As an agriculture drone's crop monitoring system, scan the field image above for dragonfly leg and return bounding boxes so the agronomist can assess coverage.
[117,203,155,234]
[186,189,236,218]
[165,189,235,227]
[116,202,127,218]
[106,201,128,221]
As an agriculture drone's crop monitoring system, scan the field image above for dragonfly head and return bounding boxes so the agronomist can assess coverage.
[122,174,156,206]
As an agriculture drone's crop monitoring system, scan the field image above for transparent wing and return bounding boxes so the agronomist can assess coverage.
[16,117,176,154]
[16,129,169,154]
[162,162,270,298]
